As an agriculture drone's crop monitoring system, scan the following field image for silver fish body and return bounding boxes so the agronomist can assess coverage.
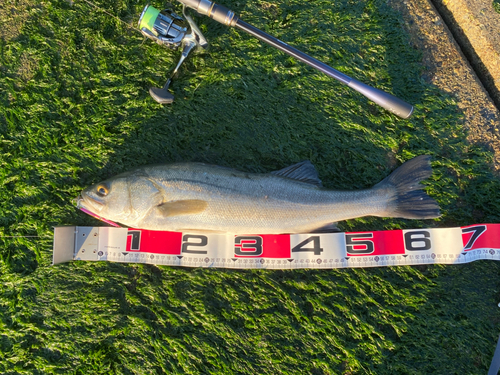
[77,156,440,233]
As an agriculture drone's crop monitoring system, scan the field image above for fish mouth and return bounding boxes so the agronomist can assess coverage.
[76,193,104,211]
[76,193,103,216]
[76,194,121,228]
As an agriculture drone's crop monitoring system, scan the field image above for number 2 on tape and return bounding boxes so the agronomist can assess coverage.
[182,235,208,254]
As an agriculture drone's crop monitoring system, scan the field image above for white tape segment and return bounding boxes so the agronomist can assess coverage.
[52,224,500,268]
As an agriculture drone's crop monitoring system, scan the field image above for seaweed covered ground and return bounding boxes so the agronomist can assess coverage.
[1,0,500,373]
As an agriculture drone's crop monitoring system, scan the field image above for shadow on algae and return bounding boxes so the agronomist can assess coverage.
[0,0,500,374]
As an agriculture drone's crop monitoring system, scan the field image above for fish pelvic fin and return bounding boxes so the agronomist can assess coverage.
[156,199,208,217]
[375,155,441,219]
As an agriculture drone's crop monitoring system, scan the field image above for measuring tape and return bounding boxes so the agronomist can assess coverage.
[53,224,500,268]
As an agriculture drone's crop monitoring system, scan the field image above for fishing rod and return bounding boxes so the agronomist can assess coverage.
[138,1,414,118]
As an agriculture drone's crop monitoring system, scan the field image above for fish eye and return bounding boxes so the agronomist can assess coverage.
[96,184,109,197]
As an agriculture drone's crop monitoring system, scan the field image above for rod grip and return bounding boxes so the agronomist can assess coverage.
[347,79,413,119]
[177,0,238,26]
[207,3,238,26]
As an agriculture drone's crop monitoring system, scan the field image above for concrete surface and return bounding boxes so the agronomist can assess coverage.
[433,0,500,107]
[388,0,500,171]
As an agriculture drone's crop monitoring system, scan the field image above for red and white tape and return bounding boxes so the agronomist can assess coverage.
[53,224,500,268]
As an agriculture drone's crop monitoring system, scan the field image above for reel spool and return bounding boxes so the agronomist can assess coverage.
[138,5,207,103]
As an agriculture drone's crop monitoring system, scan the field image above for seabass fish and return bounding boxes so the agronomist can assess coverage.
[77,155,440,233]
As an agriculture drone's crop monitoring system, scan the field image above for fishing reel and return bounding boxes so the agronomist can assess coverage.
[138,4,208,103]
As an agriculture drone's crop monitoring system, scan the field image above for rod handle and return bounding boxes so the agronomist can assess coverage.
[177,0,415,119]
[177,0,238,26]
[347,79,413,119]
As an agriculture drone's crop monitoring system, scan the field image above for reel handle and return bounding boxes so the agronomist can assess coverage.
[139,5,208,104]
[176,0,414,118]
[149,81,175,104]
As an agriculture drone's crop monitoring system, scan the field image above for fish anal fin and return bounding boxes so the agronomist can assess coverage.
[271,161,323,187]
[309,223,340,233]
[156,199,208,217]
[181,229,227,234]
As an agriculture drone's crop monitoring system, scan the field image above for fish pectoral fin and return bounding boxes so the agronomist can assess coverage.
[156,199,208,217]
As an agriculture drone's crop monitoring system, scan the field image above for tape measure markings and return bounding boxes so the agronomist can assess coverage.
[52,224,500,268]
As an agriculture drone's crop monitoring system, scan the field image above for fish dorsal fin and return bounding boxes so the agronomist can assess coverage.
[156,199,208,217]
[271,161,323,187]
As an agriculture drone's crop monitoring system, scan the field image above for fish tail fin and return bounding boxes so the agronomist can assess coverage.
[375,155,441,219]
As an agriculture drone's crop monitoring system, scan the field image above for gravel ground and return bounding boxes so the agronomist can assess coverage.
[388,0,500,172]
[433,0,500,107]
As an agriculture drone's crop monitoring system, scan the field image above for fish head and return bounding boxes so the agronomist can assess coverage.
[77,171,164,225]
[77,176,133,222]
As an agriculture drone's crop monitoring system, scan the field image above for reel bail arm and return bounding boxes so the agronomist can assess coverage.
[175,0,414,118]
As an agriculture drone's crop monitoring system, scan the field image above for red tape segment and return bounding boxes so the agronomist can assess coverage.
[53,224,500,268]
